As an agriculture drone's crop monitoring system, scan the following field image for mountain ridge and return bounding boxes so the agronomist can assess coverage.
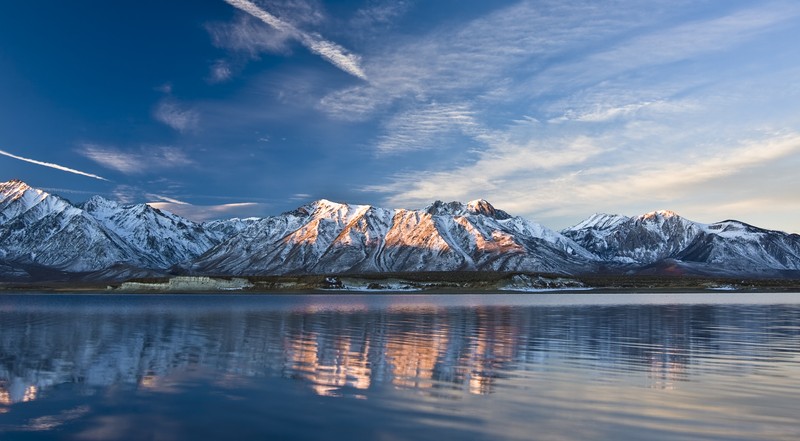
[1,179,799,282]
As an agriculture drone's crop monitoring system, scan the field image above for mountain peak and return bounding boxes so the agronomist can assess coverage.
[1,179,35,195]
[568,213,629,231]
[287,199,345,216]
[425,200,466,216]
[2,179,800,279]
[3,178,29,187]
[309,199,363,214]
[0,179,55,215]
[639,210,681,220]
[81,195,120,213]
[314,198,345,208]
[425,199,511,219]
[466,199,511,219]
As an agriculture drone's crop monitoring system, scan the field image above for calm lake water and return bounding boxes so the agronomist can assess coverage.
[1,292,799,440]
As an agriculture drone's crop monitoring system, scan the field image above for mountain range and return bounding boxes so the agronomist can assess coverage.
[1,179,799,282]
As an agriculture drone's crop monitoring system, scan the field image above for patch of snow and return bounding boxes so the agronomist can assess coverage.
[499,286,594,293]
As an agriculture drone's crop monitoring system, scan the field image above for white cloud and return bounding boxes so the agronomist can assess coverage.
[153,99,199,133]
[318,1,800,126]
[209,59,234,83]
[0,148,109,181]
[111,185,140,204]
[146,201,267,222]
[207,14,293,55]
[80,144,194,175]
[596,6,798,69]
[222,0,367,80]
[155,83,173,94]
[529,3,800,104]
[367,129,800,230]
[194,1,800,232]
[569,101,661,123]
[306,1,800,232]
[299,34,366,80]
[318,0,671,121]
[376,103,484,154]
[366,129,608,207]
[350,0,412,33]
[145,194,190,205]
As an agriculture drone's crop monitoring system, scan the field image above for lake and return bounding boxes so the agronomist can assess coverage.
[1,292,799,440]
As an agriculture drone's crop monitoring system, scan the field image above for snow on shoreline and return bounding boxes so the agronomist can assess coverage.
[116,276,253,292]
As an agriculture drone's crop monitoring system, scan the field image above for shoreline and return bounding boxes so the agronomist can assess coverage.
[3,272,800,295]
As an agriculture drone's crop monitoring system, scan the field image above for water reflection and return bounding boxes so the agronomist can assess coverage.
[1,294,799,406]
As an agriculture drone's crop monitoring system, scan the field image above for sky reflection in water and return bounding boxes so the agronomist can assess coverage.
[1,293,799,440]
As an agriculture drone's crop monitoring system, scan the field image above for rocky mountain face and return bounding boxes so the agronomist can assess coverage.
[562,210,800,276]
[1,179,799,281]
[191,199,595,275]
[0,180,218,279]
[562,210,704,265]
[80,195,217,269]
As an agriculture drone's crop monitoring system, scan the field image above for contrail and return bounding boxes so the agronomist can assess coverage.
[223,0,368,80]
[0,148,110,182]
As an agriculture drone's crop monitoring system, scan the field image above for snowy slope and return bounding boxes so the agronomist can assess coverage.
[0,181,146,272]
[3,179,800,279]
[82,196,219,267]
[203,217,260,242]
[0,204,146,272]
[563,210,701,264]
[0,180,223,274]
[192,199,597,275]
[564,211,800,274]
[0,179,72,225]
[677,220,800,273]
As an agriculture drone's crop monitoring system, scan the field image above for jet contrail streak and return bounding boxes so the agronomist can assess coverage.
[0,148,110,182]
[223,0,367,80]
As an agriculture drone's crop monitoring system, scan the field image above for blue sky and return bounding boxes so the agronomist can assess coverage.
[1,0,799,232]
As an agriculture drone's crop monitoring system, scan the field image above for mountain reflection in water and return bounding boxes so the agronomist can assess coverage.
[2,294,798,403]
[1,293,800,440]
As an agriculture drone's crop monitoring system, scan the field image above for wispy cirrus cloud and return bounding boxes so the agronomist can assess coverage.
[319,1,800,125]
[153,99,199,133]
[207,14,293,56]
[368,124,800,230]
[319,0,669,121]
[376,103,484,154]
[146,193,191,205]
[208,59,234,83]
[351,0,411,28]
[0,148,109,181]
[305,0,800,231]
[146,201,268,222]
[530,3,800,113]
[222,0,367,80]
[366,123,609,208]
[79,144,194,175]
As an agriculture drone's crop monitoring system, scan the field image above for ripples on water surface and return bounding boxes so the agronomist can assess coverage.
[1,293,799,440]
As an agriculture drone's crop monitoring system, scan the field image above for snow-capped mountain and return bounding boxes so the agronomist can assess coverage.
[191,198,594,275]
[562,210,703,264]
[202,217,261,242]
[2,179,800,281]
[81,195,217,268]
[0,180,221,277]
[675,220,800,274]
[564,211,800,275]
[0,180,145,273]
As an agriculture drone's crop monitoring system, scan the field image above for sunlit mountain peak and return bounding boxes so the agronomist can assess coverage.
[640,210,681,221]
